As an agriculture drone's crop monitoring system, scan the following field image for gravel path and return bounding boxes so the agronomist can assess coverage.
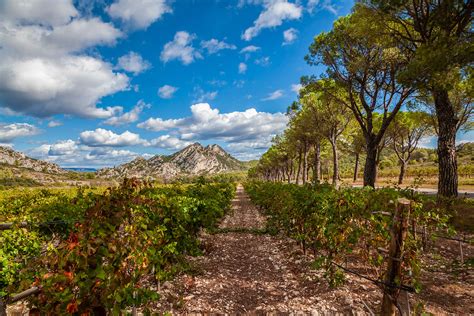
[153,185,370,314]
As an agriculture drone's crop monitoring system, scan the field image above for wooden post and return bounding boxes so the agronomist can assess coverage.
[0,298,7,316]
[381,198,411,316]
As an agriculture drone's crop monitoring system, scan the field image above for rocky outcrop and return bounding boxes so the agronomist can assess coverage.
[0,146,66,174]
[97,143,245,179]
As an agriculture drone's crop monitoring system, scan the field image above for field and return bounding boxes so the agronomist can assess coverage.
[1,179,235,314]
[1,179,472,315]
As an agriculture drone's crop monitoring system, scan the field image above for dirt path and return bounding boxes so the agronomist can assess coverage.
[153,185,372,314]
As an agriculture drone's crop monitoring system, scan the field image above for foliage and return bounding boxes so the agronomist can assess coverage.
[244,181,451,289]
[0,179,235,314]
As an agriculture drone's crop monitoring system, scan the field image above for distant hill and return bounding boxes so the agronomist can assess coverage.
[0,146,66,174]
[97,143,247,179]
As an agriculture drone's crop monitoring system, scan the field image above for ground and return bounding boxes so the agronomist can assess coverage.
[151,185,473,315]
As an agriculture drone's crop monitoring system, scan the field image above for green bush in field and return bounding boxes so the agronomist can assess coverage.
[0,179,235,314]
[245,181,451,289]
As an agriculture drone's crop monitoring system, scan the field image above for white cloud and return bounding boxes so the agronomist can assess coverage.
[239,62,248,74]
[29,139,140,168]
[291,83,302,93]
[148,135,192,150]
[0,18,122,59]
[79,128,145,147]
[158,85,178,99]
[47,139,78,156]
[226,137,274,160]
[0,123,40,142]
[283,27,298,45]
[104,100,150,126]
[117,52,150,75]
[137,103,288,144]
[307,0,338,15]
[0,0,78,27]
[106,0,172,30]
[262,89,284,100]
[47,120,63,128]
[242,1,302,41]
[160,31,202,65]
[0,56,129,118]
[201,39,237,54]
[240,45,261,53]
[0,1,129,119]
[192,87,218,103]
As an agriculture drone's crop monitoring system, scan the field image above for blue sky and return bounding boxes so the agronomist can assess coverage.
[0,0,471,168]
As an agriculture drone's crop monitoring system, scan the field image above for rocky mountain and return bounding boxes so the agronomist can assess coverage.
[97,143,246,179]
[0,146,66,174]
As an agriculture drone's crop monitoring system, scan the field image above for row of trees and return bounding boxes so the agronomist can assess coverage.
[251,0,473,197]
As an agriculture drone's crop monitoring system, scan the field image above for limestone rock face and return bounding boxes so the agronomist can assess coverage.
[0,146,66,174]
[97,143,245,179]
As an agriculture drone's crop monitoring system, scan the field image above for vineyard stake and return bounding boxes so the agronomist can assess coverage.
[405,290,411,316]
[381,198,411,316]
[0,299,6,316]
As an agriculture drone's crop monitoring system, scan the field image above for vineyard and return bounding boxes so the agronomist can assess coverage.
[0,0,472,314]
[0,179,235,314]
[0,179,472,314]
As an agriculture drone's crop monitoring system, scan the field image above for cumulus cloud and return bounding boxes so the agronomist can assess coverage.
[239,62,248,74]
[226,137,274,160]
[193,87,218,103]
[29,139,140,167]
[307,0,338,15]
[137,103,288,144]
[148,135,192,150]
[0,17,122,59]
[240,45,261,53]
[106,0,172,30]
[79,128,145,147]
[47,120,63,128]
[242,0,302,41]
[117,52,151,75]
[283,27,298,45]
[0,123,40,142]
[160,31,202,65]
[200,39,236,54]
[104,100,150,126]
[158,85,178,99]
[0,0,129,119]
[291,83,302,93]
[0,56,129,118]
[262,89,284,100]
[0,0,78,27]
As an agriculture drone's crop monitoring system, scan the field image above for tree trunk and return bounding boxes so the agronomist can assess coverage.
[433,89,458,198]
[353,152,359,182]
[296,149,302,185]
[313,142,321,184]
[303,141,308,184]
[320,163,323,182]
[287,159,292,183]
[398,161,406,185]
[330,139,339,187]
[364,139,378,188]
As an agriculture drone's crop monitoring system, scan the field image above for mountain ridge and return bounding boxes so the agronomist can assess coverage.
[97,143,246,179]
[0,146,66,174]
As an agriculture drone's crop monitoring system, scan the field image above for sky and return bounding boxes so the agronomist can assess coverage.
[0,0,471,168]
